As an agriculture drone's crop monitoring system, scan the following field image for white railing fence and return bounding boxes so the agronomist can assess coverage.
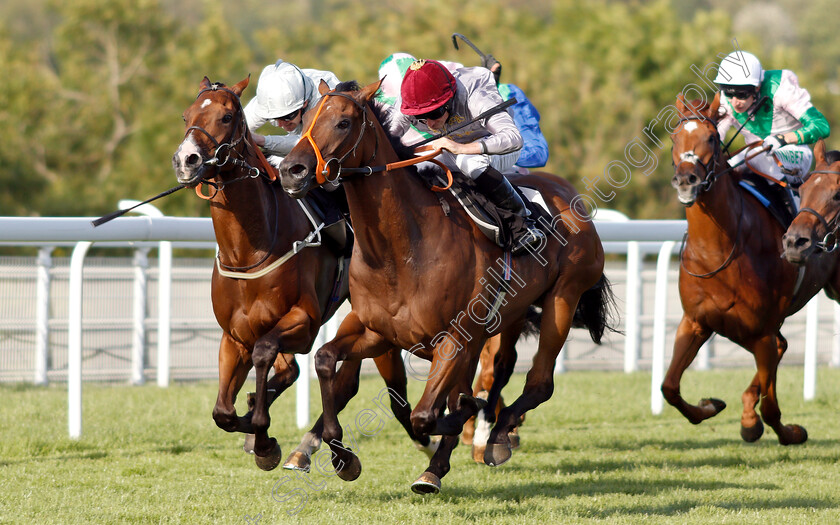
[1,214,838,438]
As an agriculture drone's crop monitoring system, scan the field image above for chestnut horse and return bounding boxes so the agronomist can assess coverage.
[667,93,833,444]
[783,139,840,273]
[171,76,436,471]
[278,80,613,493]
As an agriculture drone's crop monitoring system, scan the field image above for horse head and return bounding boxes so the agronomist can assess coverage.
[173,76,250,187]
[671,93,722,206]
[782,139,840,264]
[279,79,382,199]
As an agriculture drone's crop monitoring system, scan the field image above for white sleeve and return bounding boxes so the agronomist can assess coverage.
[243,98,268,132]
[775,70,814,120]
[262,133,302,157]
[716,100,736,139]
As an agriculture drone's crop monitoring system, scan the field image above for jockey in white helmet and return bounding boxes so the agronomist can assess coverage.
[243,60,340,160]
[715,50,830,185]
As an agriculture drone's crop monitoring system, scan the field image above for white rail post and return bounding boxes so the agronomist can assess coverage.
[624,241,642,373]
[68,241,92,439]
[34,246,54,386]
[131,247,149,385]
[117,200,172,387]
[833,301,840,368]
[804,294,819,400]
[651,241,675,415]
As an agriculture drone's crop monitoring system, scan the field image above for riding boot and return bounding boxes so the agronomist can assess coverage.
[474,166,545,254]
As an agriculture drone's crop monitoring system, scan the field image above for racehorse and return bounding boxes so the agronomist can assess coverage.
[782,139,840,273]
[171,76,437,471]
[278,79,613,493]
[667,93,832,445]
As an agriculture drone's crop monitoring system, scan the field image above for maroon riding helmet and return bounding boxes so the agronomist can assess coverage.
[400,60,457,116]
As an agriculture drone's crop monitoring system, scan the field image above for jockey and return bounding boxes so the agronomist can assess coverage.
[377,58,545,254]
[715,51,830,209]
[244,59,340,159]
[377,52,549,170]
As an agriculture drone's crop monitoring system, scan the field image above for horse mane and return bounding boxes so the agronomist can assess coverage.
[824,150,840,165]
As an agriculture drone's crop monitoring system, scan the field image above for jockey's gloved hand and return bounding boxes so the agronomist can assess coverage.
[481,54,502,84]
[762,134,787,156]
[784,174,803,189]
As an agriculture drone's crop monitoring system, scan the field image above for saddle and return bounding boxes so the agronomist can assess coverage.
[422,168,551,251]
[302,185,354,259]
[738,172,797,228]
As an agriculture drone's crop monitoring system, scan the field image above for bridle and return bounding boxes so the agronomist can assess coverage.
[183,83,271,196]
[184,82,281,272]
[795,169,840,253]
[674,115,745,278]
[299,89,454,190]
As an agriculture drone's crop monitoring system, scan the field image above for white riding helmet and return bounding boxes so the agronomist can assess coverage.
[714,50,763,87]
[253,60,311,119]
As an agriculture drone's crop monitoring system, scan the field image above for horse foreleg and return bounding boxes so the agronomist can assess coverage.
[212,333,253,433]
[315,311,391,482]
[462,336,499,446]
[372,348,439,457]
[251,308,313,470]
[283,359,363,472]
[661,316,721,424]
[486,295,573,467]
[740,332,787,442]
[751,333,807,445]
[411,389,464,495]
[471,327,521,463]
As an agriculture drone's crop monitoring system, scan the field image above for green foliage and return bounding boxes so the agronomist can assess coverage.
[0,0,835,219]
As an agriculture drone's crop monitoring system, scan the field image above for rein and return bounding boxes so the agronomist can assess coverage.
[300,90,456,191]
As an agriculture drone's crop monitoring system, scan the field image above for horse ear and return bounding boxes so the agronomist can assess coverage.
[814,138,827,165]
[708,91,721,118]
[200,77,212,90]
[231,75,250,97]
[318,79,331,96]
[675,93,687,113]
[360,78,385,102]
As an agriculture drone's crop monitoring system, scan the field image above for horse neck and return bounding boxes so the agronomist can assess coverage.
[342,122,445,260]
[209,162,299,266]
[687,164,744,244]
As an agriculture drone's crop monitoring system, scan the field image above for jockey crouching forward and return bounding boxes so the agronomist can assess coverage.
[378,59,545,254]
[715,51,830,214]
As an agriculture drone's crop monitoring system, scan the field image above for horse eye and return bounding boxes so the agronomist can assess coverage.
[222,114,233,124]
[833,191,840,202]
[337,119,351,130]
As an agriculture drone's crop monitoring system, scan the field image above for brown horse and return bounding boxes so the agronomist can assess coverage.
[278,80,612,493]
[667,93,833,444]
[171,76,437,471]
[783,139,840,273]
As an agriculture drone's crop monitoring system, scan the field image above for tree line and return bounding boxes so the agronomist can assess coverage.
[0,0,835,220]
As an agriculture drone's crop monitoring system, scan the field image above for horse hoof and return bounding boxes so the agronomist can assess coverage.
[282,450,311,472]
[472,444,486,464]
[243,434,255,454]
[411,472,441,494]
[740,419,764,443]
[508,431,521,450]
[699,397,727,417]
[779,424,808,446]
[484,442,512,467]
[335,450,362,482]
[254,441,283,471]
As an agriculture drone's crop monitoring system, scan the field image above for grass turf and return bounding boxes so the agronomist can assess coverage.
[1,367,839,524]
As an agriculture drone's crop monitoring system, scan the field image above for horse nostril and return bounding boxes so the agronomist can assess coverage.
[688,175,698,184]
[795,236,810,248]
[288,164,307,176]
[186,153,201,167]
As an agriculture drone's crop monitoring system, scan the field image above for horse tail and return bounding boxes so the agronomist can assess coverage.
[572,274,620,344]
[521,305,542,338]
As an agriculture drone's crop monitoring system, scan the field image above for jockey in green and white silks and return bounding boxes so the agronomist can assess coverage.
[715,51,830,183]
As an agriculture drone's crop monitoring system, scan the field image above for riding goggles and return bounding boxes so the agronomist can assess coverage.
[721,87,756,100]
[416,103,449,124]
